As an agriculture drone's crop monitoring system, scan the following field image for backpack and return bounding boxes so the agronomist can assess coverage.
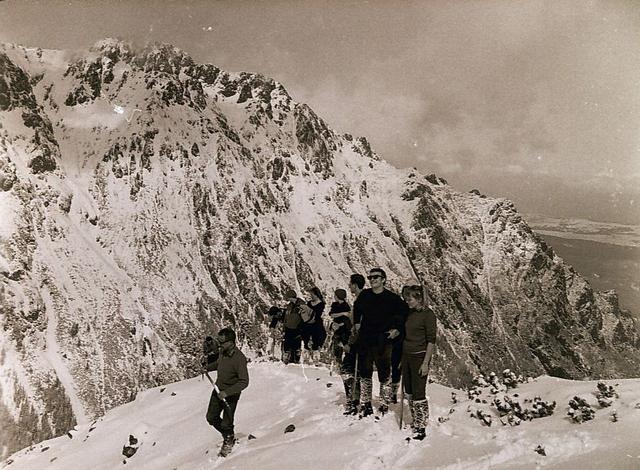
[203,336,217,355]
[202,336,219,368]
[299,303,315,323]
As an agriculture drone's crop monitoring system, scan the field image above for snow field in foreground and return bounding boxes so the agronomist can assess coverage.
[4,361,640,470]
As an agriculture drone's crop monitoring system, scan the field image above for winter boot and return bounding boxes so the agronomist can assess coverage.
[408,397,417,432]
[390,382,400,404]
[218,434,236,457]
[412,428,426,441]
[359,401,374,418]
[359,378,373,417]
[360,378,372,404]
[412,399,429,440]
[343,376,353,399]
[378,380,391,414]
[343,400,359,416]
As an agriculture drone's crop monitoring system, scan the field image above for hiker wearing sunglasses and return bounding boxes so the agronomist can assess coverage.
[204,328,249,457]
[355,268,409,417]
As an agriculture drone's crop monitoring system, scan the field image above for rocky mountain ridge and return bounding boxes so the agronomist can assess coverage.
[1,39,638,458]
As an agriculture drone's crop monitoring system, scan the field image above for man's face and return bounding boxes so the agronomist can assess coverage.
[349,282,358,296]
[217,336,233,353]
[367,271,385,289]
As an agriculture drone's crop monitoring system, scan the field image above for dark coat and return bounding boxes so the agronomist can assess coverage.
[329,301,352,345]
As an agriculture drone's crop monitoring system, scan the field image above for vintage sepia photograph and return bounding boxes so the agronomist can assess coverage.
[0,0,639,468]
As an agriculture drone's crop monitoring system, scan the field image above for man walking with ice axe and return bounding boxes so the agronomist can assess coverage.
[202,328,249,457]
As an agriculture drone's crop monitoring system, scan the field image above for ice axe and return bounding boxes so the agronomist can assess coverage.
[203,369,231,414]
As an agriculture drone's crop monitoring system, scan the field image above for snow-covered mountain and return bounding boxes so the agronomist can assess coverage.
[4,360,640,469]
[1,39,639,459]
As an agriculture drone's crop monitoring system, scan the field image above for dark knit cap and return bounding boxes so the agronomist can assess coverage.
[335,288,347,301]
[284,288,297,300]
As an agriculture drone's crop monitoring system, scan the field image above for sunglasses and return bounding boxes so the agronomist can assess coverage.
[367,274,383,280]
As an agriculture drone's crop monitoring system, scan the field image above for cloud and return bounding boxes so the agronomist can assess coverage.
[2,0,638,222]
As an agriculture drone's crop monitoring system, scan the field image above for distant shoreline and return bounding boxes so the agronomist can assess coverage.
[533,229,640,248]
[525,214,640,248]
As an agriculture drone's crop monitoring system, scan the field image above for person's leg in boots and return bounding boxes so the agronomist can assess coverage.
[217,394,240,456]
[283,328,294,364]
[390,339,403,404]
[408,352,429,440]
[293,331,302,363]
[206,391,224,435]
[374,343,392,414]
[358,348,374,417]
[341,348,359,414]
[401,354,414,429]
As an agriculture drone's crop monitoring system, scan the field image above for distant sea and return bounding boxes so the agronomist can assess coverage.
[539,234,640,319]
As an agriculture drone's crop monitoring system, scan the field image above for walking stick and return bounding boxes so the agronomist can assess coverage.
[399,372,405,430]
[203,369,231,414]
[351,352,359,401]
[270,333,276,357]
[280,330,285,361]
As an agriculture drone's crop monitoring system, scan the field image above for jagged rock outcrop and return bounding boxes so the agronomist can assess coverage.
[1,39,638,458]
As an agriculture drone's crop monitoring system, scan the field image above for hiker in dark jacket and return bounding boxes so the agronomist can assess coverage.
[401,284,437,441]
[356,267,409,417]
[302,286,327,363]
[282,289,304,364]
[341,273,365,415]
[328,287,356,411]
[329,288,352,363]
[204,328,249,457]
[267,306,285,359]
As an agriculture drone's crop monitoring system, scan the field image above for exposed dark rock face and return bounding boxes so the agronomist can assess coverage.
[1,39,638,459]
[1,51,59,173]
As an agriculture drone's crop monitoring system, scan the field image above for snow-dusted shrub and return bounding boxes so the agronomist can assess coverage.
[595,382,618,407]
[567,396,595,423]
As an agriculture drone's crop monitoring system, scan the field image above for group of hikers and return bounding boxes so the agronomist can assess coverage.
[200,267,437,458]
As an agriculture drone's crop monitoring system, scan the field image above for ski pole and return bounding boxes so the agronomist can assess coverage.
[351,352,359,402]
[399,370,405,430]
[300,348,309,382]
[203,370,231,414]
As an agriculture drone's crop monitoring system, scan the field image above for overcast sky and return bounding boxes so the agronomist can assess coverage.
[1,0,638,224]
